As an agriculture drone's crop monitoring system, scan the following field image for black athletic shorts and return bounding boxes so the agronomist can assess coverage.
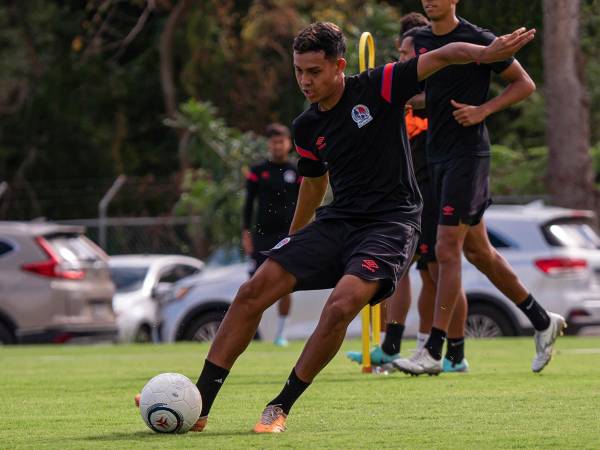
[415,178,437,271]
[430,155,491,227]
[263,218,419,306]
[249,231,288,276]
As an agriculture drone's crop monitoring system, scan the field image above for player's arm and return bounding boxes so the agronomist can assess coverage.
[451,60,535,126]
[416,27,536,81]
[288,174,329,235]
[406,92,426,110]
[242,169,259,255]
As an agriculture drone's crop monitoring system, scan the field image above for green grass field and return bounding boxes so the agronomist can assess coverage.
[2,337,600,449]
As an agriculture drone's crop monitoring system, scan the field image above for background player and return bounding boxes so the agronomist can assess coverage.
[242,123,300,346]
[394,0,564,376]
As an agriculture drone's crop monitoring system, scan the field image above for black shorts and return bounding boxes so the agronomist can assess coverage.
[249,231,288,276]
[430,156,491,227]
[263,218,418,305]
[415,178,437,270]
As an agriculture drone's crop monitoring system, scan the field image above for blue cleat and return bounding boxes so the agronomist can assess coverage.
[442,357,469,373]
[273,336,289,347]
[346,346,399,366]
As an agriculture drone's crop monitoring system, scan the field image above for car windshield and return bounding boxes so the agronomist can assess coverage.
[206,246,245,268]
[546,222,600,249]
[110,266,149,293]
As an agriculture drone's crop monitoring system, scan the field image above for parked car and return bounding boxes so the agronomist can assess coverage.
[109,255,204,342]
[158,203,600,342]
[0,221,117,344]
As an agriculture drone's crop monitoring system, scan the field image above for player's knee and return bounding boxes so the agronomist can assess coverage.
[234,279,264,312]
[435,239,462,265]
[322,296,359,328]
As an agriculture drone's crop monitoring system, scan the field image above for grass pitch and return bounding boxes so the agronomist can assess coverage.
[2,337,600,449]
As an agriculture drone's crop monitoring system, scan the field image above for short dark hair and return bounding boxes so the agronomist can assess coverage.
[265,123,290,138]
[293,22,346,59]
[399,12,429,37]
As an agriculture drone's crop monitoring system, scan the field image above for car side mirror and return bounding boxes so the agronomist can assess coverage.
[151,282,172,301]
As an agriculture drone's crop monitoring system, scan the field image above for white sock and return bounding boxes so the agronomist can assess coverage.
[416,332,430,351]
[276,315,287,339]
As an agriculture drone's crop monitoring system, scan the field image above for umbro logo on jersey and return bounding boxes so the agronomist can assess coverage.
[351,104,373,128]
[316,136,327,151]
[442,205,455,216]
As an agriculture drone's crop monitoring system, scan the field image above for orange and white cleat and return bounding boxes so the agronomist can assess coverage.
[253,405,287,433]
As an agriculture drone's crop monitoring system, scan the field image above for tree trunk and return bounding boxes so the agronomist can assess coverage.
[543,0,596,210]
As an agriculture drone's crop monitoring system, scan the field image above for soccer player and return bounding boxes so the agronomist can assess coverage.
[242,123,300,346]
[393,0,565,376]
[347,13,469,372]
[178,22,534,433]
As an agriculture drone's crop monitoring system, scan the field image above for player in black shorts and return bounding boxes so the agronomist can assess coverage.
[394,0,565,376]
[346,14,469,372]
[242,123,300,347]
[186,21,535,433]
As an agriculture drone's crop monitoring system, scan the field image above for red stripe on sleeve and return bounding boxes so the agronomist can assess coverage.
[296,145,318,161]
[246,171,259,182]
[381,63,394,103]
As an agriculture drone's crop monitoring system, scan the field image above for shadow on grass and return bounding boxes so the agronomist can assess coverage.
[84,429,256,441]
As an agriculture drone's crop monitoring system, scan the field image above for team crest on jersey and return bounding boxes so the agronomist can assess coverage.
[273,237,291,250]
[283,170,297,184]
[351,104,373,128]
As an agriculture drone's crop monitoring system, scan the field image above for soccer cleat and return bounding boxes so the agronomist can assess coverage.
[273,336,289,347]
[532,312,566,373]
[253,404,287,433]
[346,346,399,366]
[442,357,469,373]
[135,392,207,432]
[391,349,442,376]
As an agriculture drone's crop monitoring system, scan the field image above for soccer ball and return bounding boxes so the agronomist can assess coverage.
[139,373,202,433]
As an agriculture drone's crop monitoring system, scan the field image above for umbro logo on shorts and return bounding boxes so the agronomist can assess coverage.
[361,259,379,273]
[419,243,429,254]
[316,136,327,151]
[273,237,291,250]
[442,205,455,216]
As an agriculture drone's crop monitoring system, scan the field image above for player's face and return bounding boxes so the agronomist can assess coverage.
[421,0,457,20]
[267,135,291,162]
[293,51,346,104]
[397,37,416,62]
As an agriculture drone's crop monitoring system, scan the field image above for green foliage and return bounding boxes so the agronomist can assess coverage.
[490,145,547,196]
[170,99,265,254]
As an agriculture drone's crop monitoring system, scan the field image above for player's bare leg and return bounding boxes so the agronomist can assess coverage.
[255,275,380,433]
[416,263,437,348]
[463,219,565,372]
[444,287,469,372]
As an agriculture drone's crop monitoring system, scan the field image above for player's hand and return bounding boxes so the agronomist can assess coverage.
[242,230,254,255]
[479,27,536,64]
[451,100,488,127]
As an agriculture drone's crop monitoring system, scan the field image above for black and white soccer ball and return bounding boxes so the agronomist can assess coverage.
[139,373,202,433]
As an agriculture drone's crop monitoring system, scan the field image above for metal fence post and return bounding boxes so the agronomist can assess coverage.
[98,175,126,250]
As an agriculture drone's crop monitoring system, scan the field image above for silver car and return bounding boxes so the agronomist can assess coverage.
[109,255,204,342]
[158,203,600,342]
[0,221,117,344]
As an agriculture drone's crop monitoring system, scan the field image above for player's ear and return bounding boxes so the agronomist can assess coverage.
[336,57,347,73]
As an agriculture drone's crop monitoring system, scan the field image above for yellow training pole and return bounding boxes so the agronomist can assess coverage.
[358,31,378,373]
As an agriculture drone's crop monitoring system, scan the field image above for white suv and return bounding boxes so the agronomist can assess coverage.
[158,203,600,342]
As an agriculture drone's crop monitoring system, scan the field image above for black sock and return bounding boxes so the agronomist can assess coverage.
[196,359,230,417]
[381,322,405,355]
[424,327,446,360]
[267,368,311,415]
[517,294,550,331]
[445,337,465,364]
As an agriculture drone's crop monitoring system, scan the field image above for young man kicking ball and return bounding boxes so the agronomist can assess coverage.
[393,0,565,376]
[136,21,535,433]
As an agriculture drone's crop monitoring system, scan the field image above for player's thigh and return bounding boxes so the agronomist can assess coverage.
[238,258,296,310]
[320,274,382,326]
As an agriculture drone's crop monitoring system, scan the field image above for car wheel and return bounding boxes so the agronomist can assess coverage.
[466,304,515,338]
[182,311,226,342]
[134,325,152,343]
[0,322,14,344]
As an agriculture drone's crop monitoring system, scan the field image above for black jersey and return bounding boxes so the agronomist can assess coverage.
[243,159,300,236]
[412,18,514,162]
[293,57,422,229]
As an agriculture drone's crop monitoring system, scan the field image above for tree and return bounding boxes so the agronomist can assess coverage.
[543,0,597,209]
